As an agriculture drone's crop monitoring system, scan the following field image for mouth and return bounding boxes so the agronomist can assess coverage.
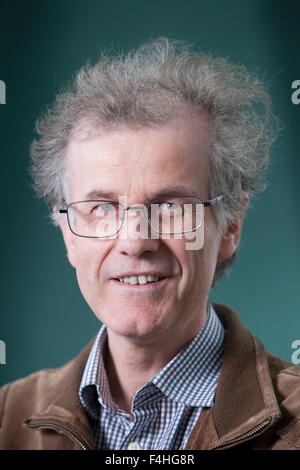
[111,274,168,288]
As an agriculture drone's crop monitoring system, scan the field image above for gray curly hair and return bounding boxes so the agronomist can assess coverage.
[30,38,278,285]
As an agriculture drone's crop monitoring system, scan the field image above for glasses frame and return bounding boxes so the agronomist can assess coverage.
[59,195,224,239]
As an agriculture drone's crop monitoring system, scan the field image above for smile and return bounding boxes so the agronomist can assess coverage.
[115,274,165,285]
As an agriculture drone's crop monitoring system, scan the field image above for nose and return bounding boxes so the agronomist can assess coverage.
[116,206,160,257]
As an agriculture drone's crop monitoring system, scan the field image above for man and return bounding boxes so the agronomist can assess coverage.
[0,38,299,450]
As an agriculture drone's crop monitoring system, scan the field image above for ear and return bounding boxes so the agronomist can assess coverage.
[217,193,249,261]
[54,207,76,268]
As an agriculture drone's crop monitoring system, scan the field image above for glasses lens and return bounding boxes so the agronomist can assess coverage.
[68,201,122,237]
[66,198,204,238]
[149,198,204,234]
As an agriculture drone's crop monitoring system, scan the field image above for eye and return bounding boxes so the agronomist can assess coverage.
[93,203,117,217]
[159,201,181,212]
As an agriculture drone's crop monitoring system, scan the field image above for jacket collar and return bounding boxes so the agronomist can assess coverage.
[25,303,282,450]
[25,338,97,449]
[185,303,282,449]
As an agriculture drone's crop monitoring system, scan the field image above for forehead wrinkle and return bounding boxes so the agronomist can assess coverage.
[66,114,211,203]
[84,183,202,201]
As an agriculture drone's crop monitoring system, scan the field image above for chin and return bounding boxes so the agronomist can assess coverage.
[104,310,171,341]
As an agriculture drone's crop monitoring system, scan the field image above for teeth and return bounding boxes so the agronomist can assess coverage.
[130,276,138,285]
[138,275,147,284]
[118,274,161,285]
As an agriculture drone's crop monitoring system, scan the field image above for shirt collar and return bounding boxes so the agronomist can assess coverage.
[151,302,224,407]
[79,302,224,417]
[79,324,115,418]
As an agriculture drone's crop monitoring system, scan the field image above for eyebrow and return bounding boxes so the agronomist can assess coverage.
[84,189,120,200]
[84,185,200,201]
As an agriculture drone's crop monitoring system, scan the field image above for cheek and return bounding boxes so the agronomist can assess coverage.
[200,222,222,283]
[74,239,112,284]
[164,238,201,293]
[178,226,220,289]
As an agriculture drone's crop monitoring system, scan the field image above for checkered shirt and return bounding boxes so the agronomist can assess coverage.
[79,302,224,450]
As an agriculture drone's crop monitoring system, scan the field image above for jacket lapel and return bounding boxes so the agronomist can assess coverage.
[25,337,96,449]
[185,303,281,449]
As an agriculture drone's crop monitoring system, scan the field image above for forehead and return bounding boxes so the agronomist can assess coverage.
[66,114,212,200]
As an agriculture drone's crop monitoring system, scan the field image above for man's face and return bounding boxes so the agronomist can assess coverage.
[60,114,240,346]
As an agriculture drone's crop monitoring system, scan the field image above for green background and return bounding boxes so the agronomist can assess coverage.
[1,0,300,386]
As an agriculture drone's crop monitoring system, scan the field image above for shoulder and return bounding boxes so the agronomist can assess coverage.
[266,351,300,402]
[0,366,66,450]
[267,351,300,413]
[265,352,300,449]
[213,302,300,449]
[0,363,70,427]
[0,337,95,445]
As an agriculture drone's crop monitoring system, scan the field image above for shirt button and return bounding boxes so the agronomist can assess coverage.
[127,441,141,450]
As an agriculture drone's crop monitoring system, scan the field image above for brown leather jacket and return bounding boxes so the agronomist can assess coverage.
[1,304,300,450]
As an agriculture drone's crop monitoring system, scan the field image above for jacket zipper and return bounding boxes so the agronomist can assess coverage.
[24,420,89,450]
[209,416,273,450]
[25,415,273,451]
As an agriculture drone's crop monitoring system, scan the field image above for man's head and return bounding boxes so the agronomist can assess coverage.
[54,112,243,344]
[30,38,277,340]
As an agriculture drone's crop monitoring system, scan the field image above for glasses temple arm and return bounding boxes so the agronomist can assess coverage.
[203,195,224,207]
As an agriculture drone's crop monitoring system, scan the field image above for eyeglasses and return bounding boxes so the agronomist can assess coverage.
[59,195,224,239]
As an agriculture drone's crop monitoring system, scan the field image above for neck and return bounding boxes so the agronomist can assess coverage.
[105,310,207,415]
